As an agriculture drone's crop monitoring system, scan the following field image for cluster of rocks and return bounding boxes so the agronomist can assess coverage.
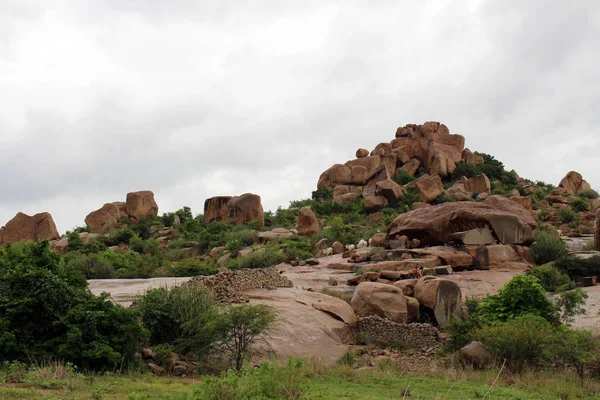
[85,190,159,233]
[357,315,441,351]
[204,193,265,227]
[188,267,293,303]
[317,121,482,211]
[0,212,59,245]
[141,348,196,376]
[350,277,462,327]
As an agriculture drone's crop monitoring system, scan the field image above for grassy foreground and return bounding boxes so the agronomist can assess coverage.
[1,364,600,400]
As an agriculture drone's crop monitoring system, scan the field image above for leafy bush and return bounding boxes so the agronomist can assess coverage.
[311,187,333,201]
[446,297,483,352]
[164,259,217,277]
[578,189,600,199]
[393,170,415,186]
[558,207,578,223]
[63,253,116,279]
[452,161,480,179]
[555,255,600,281]
[67,232,85,252]
[452,153,517,186]
[554,289,588,324]
[570,197,590,212]
[281,237,313,262]
[478,275,558,324]
[0,241,145,370]
[194,358,308,400]
[528,264,572,292]
[225,229,258,254]
[475,314,555,373]
[226,247,284,270]
[532,188,547,202]
[400,187,422,208]
[529,230,567,265]
[338,351,357,367]
[134,284,218,352]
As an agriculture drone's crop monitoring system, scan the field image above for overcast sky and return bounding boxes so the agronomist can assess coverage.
[1,0,599,233]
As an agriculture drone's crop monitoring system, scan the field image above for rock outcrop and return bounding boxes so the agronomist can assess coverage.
[228,193,264,227]
[414,277,462,327]
[460,341,492,368]
[559,171,591,195]
[350,282,409,323]
[204,196,232,223]
[297,206,319,237]
[0,212,59,244]
[126,191,159,221]
[388,200,535,246]
[85,191,158,233]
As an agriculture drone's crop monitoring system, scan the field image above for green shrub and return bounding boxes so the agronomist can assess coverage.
[67,232,85,252]
[225,229,258,254]
[165,260,217,277]
[528,264,572,292]
[400,187,422,208]
[311,187,333,201]
[558,207,577,223]
[532,188,547,202]
[478,275,558,324]
[338,351,357,367]
[452,161,479,179]
[555,255,600,281]
[570,197,590,212]
[578,189,600,199]
[393,169,415,186]
[433,193,453,204]
[554,289,588,324]
[227,247,284,270]
[134,284,218,351]
[0,241,145,370]
[529,230,568,265]
[81,238,107,254]
[63,253,116,279]
[194,358,308,400]
[281,237,313,262]
[446,297,483,352]
[475,314,556,373]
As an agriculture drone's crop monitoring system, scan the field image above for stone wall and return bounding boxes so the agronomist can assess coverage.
[188,267,293,303]
[358,315,441,350]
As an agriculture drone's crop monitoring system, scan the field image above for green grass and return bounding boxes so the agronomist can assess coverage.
[2,366,600,400]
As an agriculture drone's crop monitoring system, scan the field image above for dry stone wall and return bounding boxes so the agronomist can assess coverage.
[358,315,441,350]
[188,267,293,303]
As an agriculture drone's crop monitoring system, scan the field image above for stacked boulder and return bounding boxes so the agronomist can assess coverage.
[0,212,60,244]
[317,122,484,211]
[204,193,264,227]
[85,190,159,233]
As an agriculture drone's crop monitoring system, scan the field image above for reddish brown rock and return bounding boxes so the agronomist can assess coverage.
[371,233,387,248]
[332,241,345,255]
[371,143,392,156]
[462,148,484,166]
[334,192,362,206]
[407,174,445,203]
[297,206,319,237]
[356,148,369,158]
[365,196,389,212]
[414,277,462,327]
[462,174,491,194]
[460,341,492,368]
[85,203,121,233]
[0,212,59,244]
[228,193,264,227]
[446,182,473,202]
[125,191,159,221]
[510,196,533,212]
[350,282,408,323]
[400,159,421,177]
[333,185,363,199]
[388,201,535,246]
[376,179,405,203]
[204,196,233,223]
[559,171,591,195]
[350,165,369,185]
[317,164,352,188]
[484,195,537,228]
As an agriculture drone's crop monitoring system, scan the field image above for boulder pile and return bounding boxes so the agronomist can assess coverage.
[85,190,158,233]
[204,193,264,227]
[0,212,60,244]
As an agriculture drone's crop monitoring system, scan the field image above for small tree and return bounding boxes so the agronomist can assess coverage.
[216,304,277,371]
[551,329,598,384]
[529,230,567,265]
[554,289,588,324]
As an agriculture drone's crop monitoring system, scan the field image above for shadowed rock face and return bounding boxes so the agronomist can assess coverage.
[414,277,462,327]
[227,193,264,227]
[204,196,233,223]
[388,200,535,246]
[0,212,59,244]
[559,171,591,195]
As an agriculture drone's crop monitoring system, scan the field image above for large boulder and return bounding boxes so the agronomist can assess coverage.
[350,282,409,323]
[414,277,461,327]
[204,196,233,223]
[317,164,352,188]
[365,196,388,212]
[388,201,535,246]
[228,193,264,227]
[559,171,591,195]
[297,206,319,237]
[596,209,600,251]
[376,179,405,203]
[407,174,445,203]
[85,203,121,233]
[0,212,59,244]
[484,195,536,227]
[125,191,159,221]
[400,159,421,177]
[462,174,491,194]
[460,341,492,368]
